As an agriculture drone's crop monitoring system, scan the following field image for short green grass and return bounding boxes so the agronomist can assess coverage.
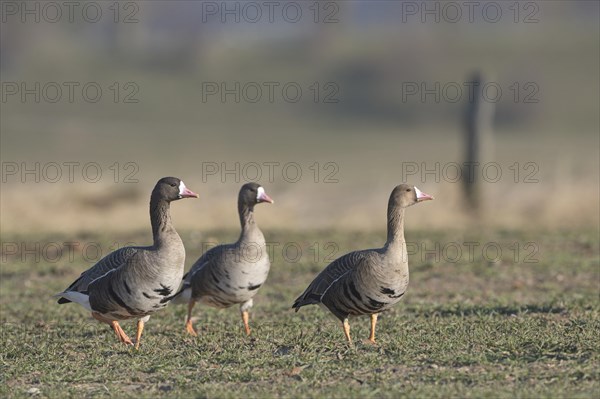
[1,229,599,398]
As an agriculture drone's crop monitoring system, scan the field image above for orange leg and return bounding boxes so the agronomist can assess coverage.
[134,319,145,350]
[241,310,251,336]
[368,314,378,344]
[112,321,134,346]
[342,318,352,345]
[185,301,198,336]
[91,312,133,345]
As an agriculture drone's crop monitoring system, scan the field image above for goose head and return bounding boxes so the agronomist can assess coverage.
[389,184,433,209]
[240,182,274,206]
[153,177,199,202]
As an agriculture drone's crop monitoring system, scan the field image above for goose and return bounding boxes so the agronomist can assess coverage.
[292,184,433,345]
[55,177,198,349]
[172,183,273,336]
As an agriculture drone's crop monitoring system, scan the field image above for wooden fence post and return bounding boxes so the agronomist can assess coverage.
[463,71,495,212]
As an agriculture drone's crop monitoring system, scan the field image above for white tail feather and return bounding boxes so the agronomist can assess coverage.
[55,291,92,311]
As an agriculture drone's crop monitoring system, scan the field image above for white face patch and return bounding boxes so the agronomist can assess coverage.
[414,186,423,199]
[256,186,265,201]
[414,186,433,201]
[178,180,187,196]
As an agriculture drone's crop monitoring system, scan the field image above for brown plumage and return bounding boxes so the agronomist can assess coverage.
[292,184,433,344]
[55,177,199,349]
[172,183,274,336]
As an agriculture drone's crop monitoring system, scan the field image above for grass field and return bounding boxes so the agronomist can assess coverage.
[1,2,598,397]
[1,228,598,398]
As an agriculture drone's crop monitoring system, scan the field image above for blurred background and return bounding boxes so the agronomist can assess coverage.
[1,0,598,234]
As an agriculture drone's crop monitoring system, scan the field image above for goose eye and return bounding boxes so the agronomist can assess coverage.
[170,183,177,187]
[406,189,411,192]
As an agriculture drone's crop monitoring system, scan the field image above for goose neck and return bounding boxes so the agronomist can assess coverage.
[150,196,176,246]
[385,205,405,247]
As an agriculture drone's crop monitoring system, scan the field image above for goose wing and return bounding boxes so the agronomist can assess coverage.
[292,250,371,309]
